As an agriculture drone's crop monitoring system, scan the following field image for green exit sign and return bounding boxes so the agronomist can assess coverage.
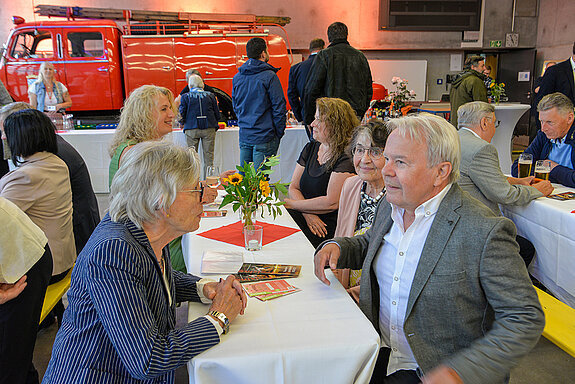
[490,40,502,48]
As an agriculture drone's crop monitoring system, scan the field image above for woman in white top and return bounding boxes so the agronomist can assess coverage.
[28,62,72,113]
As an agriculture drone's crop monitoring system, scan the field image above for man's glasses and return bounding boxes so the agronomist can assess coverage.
[352,145,384,159]
[181,184,204,202]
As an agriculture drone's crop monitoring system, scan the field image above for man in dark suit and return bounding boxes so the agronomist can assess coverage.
[287,38,324,138]
[314,113,544,384]
[537,42,575,105]
[534,42,575,133]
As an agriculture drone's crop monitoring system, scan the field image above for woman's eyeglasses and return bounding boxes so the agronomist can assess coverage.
[352,146,384,159]
[180,184,204,201]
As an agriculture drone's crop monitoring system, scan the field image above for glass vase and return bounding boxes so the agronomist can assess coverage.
[240,205,257,227]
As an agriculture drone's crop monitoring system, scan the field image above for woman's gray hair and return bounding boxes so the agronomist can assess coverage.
[348,120,390,157]
[457,101,495,129]
[188,74,204,90]
[109,141,200,228]
[537,92,575,115]
[387,113,460,183]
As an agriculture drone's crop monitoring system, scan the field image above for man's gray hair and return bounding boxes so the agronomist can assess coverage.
[457,101,495,129]
[188,74,204,90]
[185,68,201,81]
[109,141,200,228]
[537,92,575,115]
[387,113,460,183]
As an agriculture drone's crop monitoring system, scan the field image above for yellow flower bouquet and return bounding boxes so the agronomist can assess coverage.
[490,82,506,104]
[220,156,288,227]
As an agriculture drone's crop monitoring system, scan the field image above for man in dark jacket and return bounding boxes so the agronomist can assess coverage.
[449,55,488,128]
[303,22,373,125]
[287,38,325,138]
[232,37,286,170]
[512,93,575,188]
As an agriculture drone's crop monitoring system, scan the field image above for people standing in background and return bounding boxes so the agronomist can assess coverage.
[536,42,575,106]
[287,38,325,138]
[174,69,216,108]
[179,74,221,168]
[232,37,286,171]
[449,55,488,128]
[304,22,373,125]
[28,62,72,114]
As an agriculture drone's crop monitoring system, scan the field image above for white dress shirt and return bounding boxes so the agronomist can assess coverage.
[373,184,452,375]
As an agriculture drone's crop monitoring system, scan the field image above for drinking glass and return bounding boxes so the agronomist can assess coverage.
[244,225,263,251]
[205,165,221,189]
[534,160,551,181]
[518,153,533,178]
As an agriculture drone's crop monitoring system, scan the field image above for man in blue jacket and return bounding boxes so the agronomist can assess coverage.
[512,92,575,187]
[232,37,286,170]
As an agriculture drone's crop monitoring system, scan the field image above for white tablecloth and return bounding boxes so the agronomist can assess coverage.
[182,205,380,384]
[58,126,308,193]
[500,184,575,309]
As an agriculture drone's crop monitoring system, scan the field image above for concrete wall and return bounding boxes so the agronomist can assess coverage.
[0,0,543,101]
[536,0,575,73]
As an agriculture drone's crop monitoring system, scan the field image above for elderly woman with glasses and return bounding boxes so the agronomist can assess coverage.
[332,121,389,299]
[43,141,247,384]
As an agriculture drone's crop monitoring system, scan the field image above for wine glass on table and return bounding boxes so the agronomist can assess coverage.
[205,165,221,189]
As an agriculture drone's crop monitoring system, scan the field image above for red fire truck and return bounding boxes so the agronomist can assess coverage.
[0,5,293,119]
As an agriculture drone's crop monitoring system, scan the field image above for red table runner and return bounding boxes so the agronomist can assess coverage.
[198,221,300,248]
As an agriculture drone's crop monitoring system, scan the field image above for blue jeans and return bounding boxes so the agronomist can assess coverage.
[239,136,280,171]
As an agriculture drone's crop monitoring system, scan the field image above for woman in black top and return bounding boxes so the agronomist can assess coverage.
[285,97,358,247]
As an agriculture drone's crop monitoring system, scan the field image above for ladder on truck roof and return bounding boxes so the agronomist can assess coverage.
[34,4,291,26]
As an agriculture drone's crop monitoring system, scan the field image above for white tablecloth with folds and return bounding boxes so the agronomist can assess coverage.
[501,184,575,308]
[182,205,381,384]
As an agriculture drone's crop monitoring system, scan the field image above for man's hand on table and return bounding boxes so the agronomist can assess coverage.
[531,179,554,196]
[548,160,559,171]
[208,275,247,322]
[421,365,463,384]
[314,243,341,286]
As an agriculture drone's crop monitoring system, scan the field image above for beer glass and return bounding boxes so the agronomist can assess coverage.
[518,153,533,178]
[534,160,551,181]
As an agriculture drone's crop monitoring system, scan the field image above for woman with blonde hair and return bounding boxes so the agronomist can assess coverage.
[28,62,72,113]
[108,85,176,186]
[284,97,357,247]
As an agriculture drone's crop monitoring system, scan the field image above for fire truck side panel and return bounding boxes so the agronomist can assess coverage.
[121,36,177,98]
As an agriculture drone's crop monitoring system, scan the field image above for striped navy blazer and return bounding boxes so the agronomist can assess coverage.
[42,214,220,383]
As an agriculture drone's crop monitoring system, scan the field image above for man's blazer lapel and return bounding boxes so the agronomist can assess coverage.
[405,186,462,319]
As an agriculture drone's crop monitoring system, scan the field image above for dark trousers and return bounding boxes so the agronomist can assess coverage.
[287,208,336,249]
[517,235,535,268]
[0,246,52,384]
[370,348,420,384]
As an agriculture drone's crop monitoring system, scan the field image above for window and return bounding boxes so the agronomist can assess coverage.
[11,30,54,59]
[67,32,104,58]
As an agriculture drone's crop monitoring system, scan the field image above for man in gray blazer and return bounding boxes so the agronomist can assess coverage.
[315,113,544,384]
[457,101,553,266]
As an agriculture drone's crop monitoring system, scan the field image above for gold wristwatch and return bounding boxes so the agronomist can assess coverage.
[207,310,230,334]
